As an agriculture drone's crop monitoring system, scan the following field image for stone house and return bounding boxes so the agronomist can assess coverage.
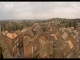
[1,30,23,57]
[39,32,53,58]
[64,35,76,58]
[22,28,40,58]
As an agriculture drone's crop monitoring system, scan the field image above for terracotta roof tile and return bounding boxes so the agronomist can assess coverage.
[7,33,17,39]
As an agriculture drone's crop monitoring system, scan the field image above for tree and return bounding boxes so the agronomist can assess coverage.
[73,20,77,29]
[42,27,47,32]
[69,22,71,27]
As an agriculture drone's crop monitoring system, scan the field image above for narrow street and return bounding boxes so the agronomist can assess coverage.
[19,47,24,58]
[69,36,80,58]
[71,51,78,58]
[15,47,24,58]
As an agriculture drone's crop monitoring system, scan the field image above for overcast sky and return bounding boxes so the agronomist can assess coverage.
[0,2,80,20]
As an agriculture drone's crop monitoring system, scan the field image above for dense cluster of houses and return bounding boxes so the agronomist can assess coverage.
[1,21,80,58]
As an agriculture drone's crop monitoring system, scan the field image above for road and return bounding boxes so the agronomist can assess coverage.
[19,47,24,58]
[15,47,24,58]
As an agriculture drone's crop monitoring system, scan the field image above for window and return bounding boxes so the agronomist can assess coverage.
[15,38,19,43]
[32,47,33,53]
[32,47,33,57]
[17,42,19,47]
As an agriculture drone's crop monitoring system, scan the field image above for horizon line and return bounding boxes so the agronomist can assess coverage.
[0,17,80,21]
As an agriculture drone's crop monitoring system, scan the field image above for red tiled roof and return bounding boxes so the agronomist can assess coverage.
[7,33,17,39]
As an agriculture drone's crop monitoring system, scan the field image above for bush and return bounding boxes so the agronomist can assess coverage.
[33,56,37,58]
[42,27,46,32]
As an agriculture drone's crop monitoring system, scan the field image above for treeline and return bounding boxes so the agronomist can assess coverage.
[1,20,35,32]
[49,18,80,29]
[1,18,80,32]
[1,20,50,32]
[60,19,78,29]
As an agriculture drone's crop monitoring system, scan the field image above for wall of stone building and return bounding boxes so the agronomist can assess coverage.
[1,34,12,55]
[3,37,13,56]
[1,34,6,42]
[33,38,40,57]
[3,36,21,57]
[24,43,33,58]
[19,34,23,49]
[26,53,33,58]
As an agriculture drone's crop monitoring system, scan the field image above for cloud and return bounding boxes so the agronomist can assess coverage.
[0,2,80,20]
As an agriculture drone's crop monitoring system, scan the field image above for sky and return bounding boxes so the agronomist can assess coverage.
[0,2,80,20]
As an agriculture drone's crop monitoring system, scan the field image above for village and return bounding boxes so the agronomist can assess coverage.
[1,20,80,58]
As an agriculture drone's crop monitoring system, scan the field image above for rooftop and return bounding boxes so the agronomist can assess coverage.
[66,40,74,49]
[1,31,8,36]
[61,32,68,40]
[23,36,34,45]
[15,30,22,36]
[68,36,76,47]
[50,34,57,40]
[7,33,17,39]
[40,32,49,40]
